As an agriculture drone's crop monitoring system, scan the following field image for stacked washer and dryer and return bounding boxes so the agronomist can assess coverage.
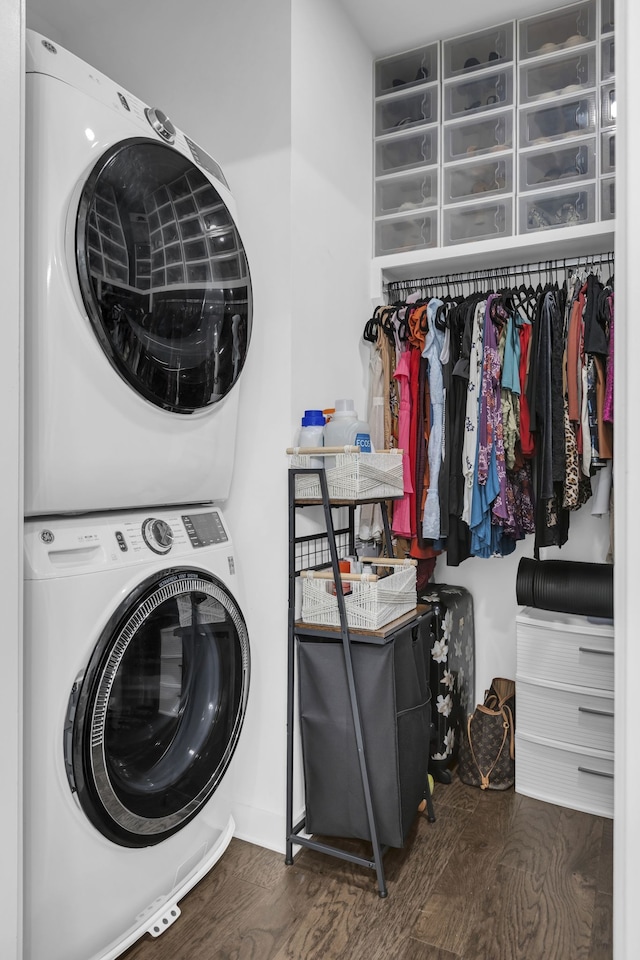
[23,31,253,960]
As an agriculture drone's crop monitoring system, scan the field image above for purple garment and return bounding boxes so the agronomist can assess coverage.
[476,296,508,523]
[604,293,614,423]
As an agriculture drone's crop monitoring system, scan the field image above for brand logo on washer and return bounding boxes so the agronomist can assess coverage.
[40,529,55,544]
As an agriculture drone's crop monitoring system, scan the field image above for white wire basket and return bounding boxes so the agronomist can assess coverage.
[289,448,404,501]
[300,561,417,631]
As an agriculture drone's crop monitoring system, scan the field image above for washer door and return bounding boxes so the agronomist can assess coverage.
[75,138,252,413]
[66,568,250,847]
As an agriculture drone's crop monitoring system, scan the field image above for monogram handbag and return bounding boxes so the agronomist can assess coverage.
[457,678,515,790]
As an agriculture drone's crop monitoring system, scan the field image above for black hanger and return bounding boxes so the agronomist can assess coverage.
[363,314,379,343]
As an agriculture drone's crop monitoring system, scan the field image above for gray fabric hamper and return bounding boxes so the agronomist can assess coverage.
[298,619,432,848]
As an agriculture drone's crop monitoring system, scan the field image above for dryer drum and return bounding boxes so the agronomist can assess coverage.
[75,138,253,413]
[66,568,250,847]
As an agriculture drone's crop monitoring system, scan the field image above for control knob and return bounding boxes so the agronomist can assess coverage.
[142,517,174,555]
[144,106,176,144]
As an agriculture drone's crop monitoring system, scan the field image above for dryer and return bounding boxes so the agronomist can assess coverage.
[24,30,253,516]
[23,505,250,960]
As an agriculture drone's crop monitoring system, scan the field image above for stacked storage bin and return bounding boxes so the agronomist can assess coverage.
[599,0,615,221]
[373,44,440,256]
[441,23,516,246]
[517,1,599,234]
[372,0,616,256]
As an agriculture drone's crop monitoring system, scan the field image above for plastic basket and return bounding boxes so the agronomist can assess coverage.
[290,451,404,501]
[301,563,417,631]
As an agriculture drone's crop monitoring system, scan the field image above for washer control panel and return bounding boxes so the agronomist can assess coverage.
[141,517,174,555]
[182,510,228,548]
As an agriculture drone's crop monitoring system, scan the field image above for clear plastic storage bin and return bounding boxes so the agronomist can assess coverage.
[518,1,596,60]
[444,68,513,121]
[601,177,615,220]
[518,48,596,105]
[601,37,615,81]
[375,127,438,176]
[444,111,513,162]
[374,209,438,255]
[443,197,512,245]
[375,168,438,217]
[443,156,512,205]
[601,130,615,175]
[518,183,595,233]
[375,43,439,97]
[600,83,616,128]
[443,22,514,79]
[519,93,596,148]
[602,0,614,34]
[519,139,596,192]
[375,86,439,136]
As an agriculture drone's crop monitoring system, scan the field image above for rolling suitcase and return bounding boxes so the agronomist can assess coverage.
[420,584,475,782]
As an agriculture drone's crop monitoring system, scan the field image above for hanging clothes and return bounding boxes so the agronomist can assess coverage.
[368,255,614,566]
[422,298,445,541]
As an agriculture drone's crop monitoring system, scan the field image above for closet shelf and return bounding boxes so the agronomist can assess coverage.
[370,219,615,299]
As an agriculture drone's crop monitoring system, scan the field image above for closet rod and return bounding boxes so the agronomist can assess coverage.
[386,250,615,297]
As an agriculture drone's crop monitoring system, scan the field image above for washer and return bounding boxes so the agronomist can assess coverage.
[24,30,253,516]
[23,505,250,960]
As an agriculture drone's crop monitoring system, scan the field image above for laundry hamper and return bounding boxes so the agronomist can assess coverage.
[298,615,432,848]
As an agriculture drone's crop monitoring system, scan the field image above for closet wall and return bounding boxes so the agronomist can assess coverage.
[1,4,23,959]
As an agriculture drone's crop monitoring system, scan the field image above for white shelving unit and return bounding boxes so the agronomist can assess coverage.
[370,219,614,298]
[372,0,616,263]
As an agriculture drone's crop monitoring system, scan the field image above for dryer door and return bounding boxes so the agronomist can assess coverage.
[75,138,252,413]
[66,568,250,847]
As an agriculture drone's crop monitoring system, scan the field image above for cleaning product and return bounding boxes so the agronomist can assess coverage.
[323,399,372,467]
[296,409,325,468]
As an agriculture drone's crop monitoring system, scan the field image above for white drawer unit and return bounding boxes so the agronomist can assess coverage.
[517,676,614,752]
[516,607,614,818]
[516,607,614,688]
[515,733,613,818]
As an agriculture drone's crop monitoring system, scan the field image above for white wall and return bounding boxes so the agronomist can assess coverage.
[290,0,373,430]
[0,1,23,958]
[614,2,639,957]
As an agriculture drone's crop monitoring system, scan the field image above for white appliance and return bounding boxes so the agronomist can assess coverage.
[24,30,253,516]
[23,505,250,960]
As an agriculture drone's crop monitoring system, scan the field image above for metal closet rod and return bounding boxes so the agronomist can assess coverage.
[386,250,615,297]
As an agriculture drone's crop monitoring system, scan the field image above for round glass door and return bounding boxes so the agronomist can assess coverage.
[66,569,250,847]
[75,138,252,414]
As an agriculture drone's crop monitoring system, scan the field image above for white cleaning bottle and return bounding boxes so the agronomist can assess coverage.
[297,409,325,468]
[323,399,372,467]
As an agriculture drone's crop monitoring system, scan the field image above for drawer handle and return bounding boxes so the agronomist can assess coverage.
[578,646,614,656]
[578,706,614,718]
[578,766,614,780]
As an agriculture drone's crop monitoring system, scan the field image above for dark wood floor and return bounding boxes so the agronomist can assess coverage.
[121,778,613,960]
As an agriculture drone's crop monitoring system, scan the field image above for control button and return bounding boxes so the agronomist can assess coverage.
[144,106,176,144]
[115,531,128,552]
[117,92,130,111]
[141,518,174,555]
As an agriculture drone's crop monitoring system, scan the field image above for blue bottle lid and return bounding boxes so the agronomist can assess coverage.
[301,409,325,426]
